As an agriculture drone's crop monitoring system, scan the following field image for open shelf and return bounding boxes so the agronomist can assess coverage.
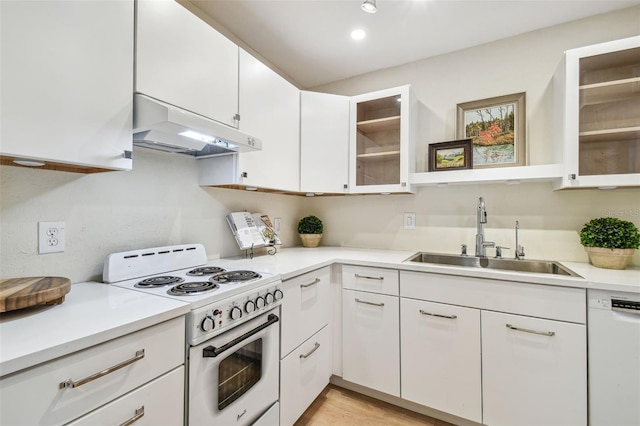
[579,77,640,106]
[410,164,563,186]
[579,126,640,143]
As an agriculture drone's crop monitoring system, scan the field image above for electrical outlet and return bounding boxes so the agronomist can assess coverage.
[274,218,282,233]
[403,213,416,230]
[39,221,65,254]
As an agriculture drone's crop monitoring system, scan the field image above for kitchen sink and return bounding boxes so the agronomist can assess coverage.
[405,252,581,277]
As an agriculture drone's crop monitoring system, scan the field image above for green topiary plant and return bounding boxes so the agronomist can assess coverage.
[580,217,640,250]
[298,215,323,234]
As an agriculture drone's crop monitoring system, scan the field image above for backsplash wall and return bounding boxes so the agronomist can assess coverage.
[0,149,304,283]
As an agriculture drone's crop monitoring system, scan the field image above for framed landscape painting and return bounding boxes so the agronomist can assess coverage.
[428,139,473,172]
[456,92,526,168]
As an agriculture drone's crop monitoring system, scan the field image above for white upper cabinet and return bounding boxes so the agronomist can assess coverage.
[349,85,416,194]
[558,36,640,189]
[300,91,350,194]
[235,49,300,192]
[135,0,238,128]
[0,0,133,172]
[199,49,301,192]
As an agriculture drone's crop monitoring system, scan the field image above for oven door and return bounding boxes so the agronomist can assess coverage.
[188,307,280,426]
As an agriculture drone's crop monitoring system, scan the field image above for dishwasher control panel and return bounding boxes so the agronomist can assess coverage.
[612,298,640,314]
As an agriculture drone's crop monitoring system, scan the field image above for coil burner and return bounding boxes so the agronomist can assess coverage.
[168,281,220,296]
[210,270,262,284]
[135,276,184,288]
[187,266,226,277]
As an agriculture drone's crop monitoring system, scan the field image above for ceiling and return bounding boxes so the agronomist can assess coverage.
[192,0,640,88]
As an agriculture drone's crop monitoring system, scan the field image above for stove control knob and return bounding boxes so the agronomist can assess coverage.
[274,289,283,301]
[255,296,265,309]
[200,315,215,332]
[244,300,256,314]
[265,292,275,305]
[230,306,243,320]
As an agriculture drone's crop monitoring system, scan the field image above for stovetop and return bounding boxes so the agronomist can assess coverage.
[103,243,281,310]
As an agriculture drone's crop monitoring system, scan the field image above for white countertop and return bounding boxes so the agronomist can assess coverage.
[0,282,189,377]
[2,247,637,377]
[221,246,640,293]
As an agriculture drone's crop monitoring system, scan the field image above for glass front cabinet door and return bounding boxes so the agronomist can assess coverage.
[349,85,416,194]
[560,36,640,188]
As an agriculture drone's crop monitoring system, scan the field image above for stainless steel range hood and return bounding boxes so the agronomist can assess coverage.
[132,94,261,158]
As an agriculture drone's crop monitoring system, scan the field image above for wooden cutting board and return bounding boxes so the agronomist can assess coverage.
[0,277,71,313]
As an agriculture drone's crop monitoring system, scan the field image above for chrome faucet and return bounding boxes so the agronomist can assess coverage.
[515,220,525,260]
[475,197,495,257]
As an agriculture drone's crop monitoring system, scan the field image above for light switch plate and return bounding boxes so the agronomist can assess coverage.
[403,213,416,230]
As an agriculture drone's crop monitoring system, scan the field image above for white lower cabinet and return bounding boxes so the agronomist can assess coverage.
[400,298,482,423]
[66,366,184,426]
[280,267,331,357]
[280,326,332,426]
[342,288,400,397]
[481,310,587,426]
[279,267,332,425]
[0,317,185,425]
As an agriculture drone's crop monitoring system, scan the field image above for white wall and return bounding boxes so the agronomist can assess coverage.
[0,149,304,283]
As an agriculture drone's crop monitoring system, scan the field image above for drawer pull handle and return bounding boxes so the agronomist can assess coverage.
[355,274,384,281]
[59,349,145,389]
[506,324,555,337]
[120,406,145,426]
[419,309,457,320]
[300,278,320,288]
[299,342,321,359]
[355,298,384,307]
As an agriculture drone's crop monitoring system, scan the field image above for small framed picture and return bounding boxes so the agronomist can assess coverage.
[428,139,473,172]
[456,92,526,168]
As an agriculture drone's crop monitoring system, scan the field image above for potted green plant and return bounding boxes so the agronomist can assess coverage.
[298,215,323,248]
[580,217,640,269]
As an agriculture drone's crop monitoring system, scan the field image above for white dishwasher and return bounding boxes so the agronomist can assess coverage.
[588,289,640,426]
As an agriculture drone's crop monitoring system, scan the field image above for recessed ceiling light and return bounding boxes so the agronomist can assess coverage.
[351,29,366,40]
[361,0,377,13]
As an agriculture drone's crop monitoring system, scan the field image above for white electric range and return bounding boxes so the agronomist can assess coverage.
[103,243,282,426]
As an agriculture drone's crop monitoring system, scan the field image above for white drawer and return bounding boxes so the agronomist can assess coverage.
[342,265,399,296]
[0,317,185,426]
[401,271,586,323]
[281,266,331,357]
[66,366,184,426]
[280,326,331,426]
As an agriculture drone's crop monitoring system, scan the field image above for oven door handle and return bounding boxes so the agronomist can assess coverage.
[203,313,279,358]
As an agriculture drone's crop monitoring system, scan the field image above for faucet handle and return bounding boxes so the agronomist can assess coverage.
[495,246,510,258]
[460,244,468,256]
[516,244,525,259]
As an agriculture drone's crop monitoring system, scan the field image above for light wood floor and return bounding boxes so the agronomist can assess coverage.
[294,385,454,426]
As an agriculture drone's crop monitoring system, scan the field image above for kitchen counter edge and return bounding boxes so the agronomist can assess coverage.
[220,246,640,293]
[0,282,190,377]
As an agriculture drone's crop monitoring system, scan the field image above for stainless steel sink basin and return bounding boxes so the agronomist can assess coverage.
[405,252,581,277]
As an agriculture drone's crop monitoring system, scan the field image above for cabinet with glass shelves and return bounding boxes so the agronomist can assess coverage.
[349,86,416,194]
[560,36,640,188]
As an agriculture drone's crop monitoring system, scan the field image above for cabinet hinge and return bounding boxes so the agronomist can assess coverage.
[123,150,133,160]
[568,173,576,181]
[233,114,241,122]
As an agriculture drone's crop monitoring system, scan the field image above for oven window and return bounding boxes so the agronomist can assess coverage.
[218,338,263,410]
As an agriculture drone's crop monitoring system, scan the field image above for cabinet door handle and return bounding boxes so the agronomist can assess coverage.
[59,349,145,389]
[419,309,457,320]
[300,278,320,288]
[355,298,384,307]
[299,342,321,359]
[354,274,384,281]
[119,406,145,426]
[506,323,555,337]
